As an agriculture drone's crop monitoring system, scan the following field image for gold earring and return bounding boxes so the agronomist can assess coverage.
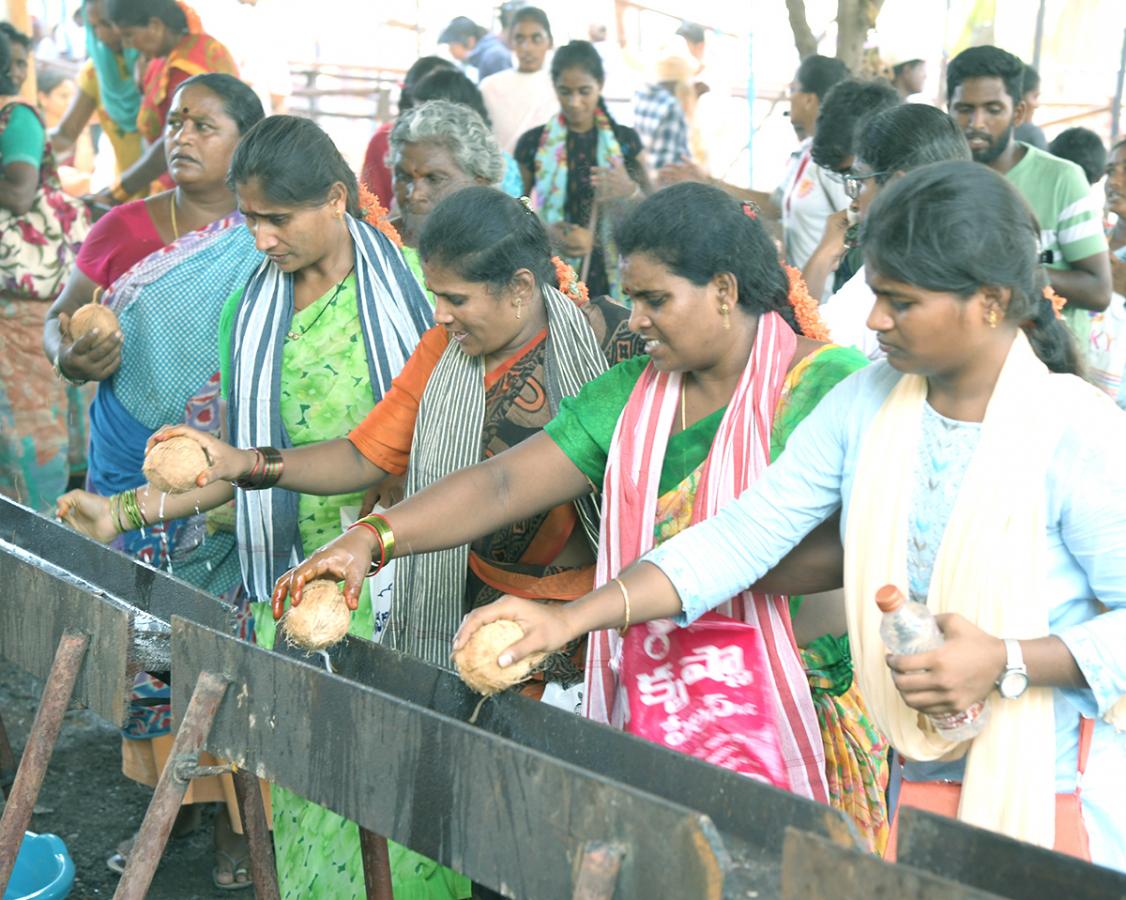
[515,300,522,320]
[720,302,731,331]
[986,307,1000,328]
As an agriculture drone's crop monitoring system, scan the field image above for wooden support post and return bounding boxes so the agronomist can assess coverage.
[0,631,89,894]
[572,842,625,900]
[114,671,229,900]
[231,768,280,900]
[360,827,395,899]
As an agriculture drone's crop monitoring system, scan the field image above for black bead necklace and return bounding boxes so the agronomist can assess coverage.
[287,265,355,341]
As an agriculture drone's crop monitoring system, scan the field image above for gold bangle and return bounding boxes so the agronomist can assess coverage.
[613,576,631,637]
[350,514,396,576]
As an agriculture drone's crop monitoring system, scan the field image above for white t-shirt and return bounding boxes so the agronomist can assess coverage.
[772,138,850,270]
[821,265,883,360]
[480,68,559,155]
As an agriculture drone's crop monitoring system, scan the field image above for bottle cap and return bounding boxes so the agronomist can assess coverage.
[875,584,906,613]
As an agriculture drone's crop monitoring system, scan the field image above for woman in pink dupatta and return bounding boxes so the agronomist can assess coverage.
[276,185,877,823]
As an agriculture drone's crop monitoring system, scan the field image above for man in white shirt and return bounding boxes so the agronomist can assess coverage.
[656,55,851,274]
[480,7,558,155]
[773,55,851,269]
[820,103,973,359]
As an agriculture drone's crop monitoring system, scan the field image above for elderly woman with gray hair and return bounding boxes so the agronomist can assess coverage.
[389,97,507,294]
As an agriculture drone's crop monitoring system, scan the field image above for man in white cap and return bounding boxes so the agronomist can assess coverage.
[885,48,928,100]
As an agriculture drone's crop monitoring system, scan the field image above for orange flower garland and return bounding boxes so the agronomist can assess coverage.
[358,182,403,248]
[1043,285,1067,320]
[552,256,590,303]
[783,264,831,341]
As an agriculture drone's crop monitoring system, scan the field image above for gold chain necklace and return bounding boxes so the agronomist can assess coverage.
[287,266,355,341]
[170,194,180,240]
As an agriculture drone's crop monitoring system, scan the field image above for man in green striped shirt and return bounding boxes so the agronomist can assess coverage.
[947,46,1110,351]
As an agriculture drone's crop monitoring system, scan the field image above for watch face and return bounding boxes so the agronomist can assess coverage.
[1000,671,1029,699]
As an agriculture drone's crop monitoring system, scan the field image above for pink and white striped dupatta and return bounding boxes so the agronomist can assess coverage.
[581,311,829,802]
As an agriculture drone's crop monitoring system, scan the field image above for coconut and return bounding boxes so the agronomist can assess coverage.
[452,619,547,696]
[281,579,351,651]
[142,436,208,493]
[68,303,119,341]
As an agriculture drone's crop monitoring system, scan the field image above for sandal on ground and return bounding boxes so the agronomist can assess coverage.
[212,850,253,891]
[106,835,134,875]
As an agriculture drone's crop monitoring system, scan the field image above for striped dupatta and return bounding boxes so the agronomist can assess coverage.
[388,283,606,666]
[228,214,431,601]
[582,311,829,802]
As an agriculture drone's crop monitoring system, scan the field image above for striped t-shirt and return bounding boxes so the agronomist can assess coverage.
[1006,142,1108,345]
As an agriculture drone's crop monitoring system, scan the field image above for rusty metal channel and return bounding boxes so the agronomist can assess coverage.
[173,616,738,900]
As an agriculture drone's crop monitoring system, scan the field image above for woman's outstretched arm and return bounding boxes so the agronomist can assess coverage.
[273,432,591,611]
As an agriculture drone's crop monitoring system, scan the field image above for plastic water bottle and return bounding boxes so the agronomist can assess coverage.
[876,585,990,742]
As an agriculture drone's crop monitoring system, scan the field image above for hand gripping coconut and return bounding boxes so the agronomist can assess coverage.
[452,620,547,696]
[142,436,209,493]
[68,302,119,341]
[281,579,352,651]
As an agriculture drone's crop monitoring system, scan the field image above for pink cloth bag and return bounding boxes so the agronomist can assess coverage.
[622,612,791,788]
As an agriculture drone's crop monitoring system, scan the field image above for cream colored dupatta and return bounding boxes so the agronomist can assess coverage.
[844,331,1061,847]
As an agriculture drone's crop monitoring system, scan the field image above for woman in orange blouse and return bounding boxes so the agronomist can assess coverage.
[150,187,639,697]
[98,0,236,202]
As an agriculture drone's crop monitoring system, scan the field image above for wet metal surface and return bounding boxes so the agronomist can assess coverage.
[0,497,233,638]
[272,627,864,885]
[781,828,1002,900]
[0,499,235,709]
[897,808,1126,899]
[0,534,133,723]
[173,617,735,900]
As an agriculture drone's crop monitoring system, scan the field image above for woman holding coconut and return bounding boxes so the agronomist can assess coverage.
[46,73,264,588]
[62,183,632,898]
[270,184,874,814]
[457,164,1126,870]
[57,114,472,899]
[44,72,264,888]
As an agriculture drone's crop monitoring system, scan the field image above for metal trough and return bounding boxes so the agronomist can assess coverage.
[4,497,1126,899]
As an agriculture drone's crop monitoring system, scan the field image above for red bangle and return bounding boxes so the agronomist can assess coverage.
[347,519,386,576]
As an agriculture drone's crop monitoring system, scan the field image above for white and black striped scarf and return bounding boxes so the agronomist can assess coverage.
[387,283,605,665]
[228,215,432,600]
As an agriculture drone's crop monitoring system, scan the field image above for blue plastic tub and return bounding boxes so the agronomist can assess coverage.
[2,832,75,900]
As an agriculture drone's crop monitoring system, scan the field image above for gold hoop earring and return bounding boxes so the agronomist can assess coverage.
[720,302,731,331]
[986,307,1000,328]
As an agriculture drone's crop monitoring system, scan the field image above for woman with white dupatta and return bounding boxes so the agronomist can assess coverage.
[459,161,1126,870]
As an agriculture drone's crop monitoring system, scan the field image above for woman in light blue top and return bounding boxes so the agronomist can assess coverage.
[457,161,1126,870]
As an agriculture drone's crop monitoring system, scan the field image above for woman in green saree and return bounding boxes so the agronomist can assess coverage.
[275,184,886,846]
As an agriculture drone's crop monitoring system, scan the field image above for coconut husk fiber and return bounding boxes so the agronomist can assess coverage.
[142,436,208,494]
[281,579,351,651]
[453,620,547,696]
[68,303,119,341]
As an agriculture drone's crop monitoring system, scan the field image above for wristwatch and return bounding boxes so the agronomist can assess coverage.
[997,639,1030,699]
